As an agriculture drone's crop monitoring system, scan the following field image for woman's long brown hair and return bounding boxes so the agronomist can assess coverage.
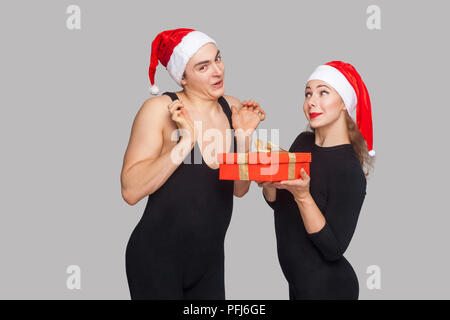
[308,112,375,177]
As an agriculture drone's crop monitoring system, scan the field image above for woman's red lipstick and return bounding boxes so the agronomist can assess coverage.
[310,112,322,119]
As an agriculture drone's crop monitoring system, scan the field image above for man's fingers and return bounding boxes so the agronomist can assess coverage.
[171,110,180,122]
[172,107,189,122]
[168,100,184,114]
[258,107,266,119]
[252,105,265,114]
[250,103,260,111]
[172,105,185,118]
[243,99,255,109]
[171,108,182,119]
[168,100,180,111]
[245,102,265,121]
[252,108,261,116]
[181,107,190,119]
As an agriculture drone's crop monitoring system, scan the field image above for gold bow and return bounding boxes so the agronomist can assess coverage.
[254,139,288,152]
[237,139,295,180]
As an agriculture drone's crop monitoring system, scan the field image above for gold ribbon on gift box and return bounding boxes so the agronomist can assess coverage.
[237,139,296,180]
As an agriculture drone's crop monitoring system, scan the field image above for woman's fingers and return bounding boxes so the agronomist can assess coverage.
[286,178,305,185]
[300,168,310,180]
[272,182,286,189]
[282,177,311,189]
[254,180,276,188]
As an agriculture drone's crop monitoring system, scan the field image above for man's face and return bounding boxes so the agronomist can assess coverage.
[181,43,225,99]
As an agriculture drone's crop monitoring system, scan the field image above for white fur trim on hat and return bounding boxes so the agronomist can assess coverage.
[166,31,216,86]
[307,65,358,116]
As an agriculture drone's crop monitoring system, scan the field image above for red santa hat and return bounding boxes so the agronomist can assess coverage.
[148,28,216,95]
[307,61,375,157]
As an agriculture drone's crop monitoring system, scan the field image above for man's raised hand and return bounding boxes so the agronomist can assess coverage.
[231,99,266,137]
[168,99,195,146]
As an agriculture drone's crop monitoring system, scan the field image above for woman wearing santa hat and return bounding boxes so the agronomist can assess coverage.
[121,28,265,299]
[258,61,375,299]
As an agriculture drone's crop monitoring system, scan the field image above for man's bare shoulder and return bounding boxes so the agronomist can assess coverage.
[223,95,241,109]
[139,94,173,115]
[130,94,174,134]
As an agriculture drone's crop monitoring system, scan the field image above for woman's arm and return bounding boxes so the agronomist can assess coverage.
[294,193,326,234]
[273,167,366,261]
[273,169,326,233]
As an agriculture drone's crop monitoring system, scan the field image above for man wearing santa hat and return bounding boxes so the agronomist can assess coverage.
[120,28,265,299]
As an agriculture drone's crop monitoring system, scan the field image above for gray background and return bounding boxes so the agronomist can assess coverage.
[1,0,449,299]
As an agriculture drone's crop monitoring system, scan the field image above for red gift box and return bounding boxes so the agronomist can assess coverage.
[217,150,311,181]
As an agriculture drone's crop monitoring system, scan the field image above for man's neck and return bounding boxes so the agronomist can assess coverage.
[177,90,220,115]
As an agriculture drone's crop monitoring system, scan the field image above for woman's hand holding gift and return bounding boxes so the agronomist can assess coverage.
[272,168,311,203]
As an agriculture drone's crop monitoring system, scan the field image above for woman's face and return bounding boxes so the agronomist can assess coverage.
[181,43,225,99]
[303,79,347,129]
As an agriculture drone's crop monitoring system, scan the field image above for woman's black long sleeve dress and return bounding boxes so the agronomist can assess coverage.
[264,131,367,300]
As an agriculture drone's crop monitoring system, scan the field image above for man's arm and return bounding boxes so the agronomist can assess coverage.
[233,134,251,197]
[120,96,193,205]
[224,95,251,198]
